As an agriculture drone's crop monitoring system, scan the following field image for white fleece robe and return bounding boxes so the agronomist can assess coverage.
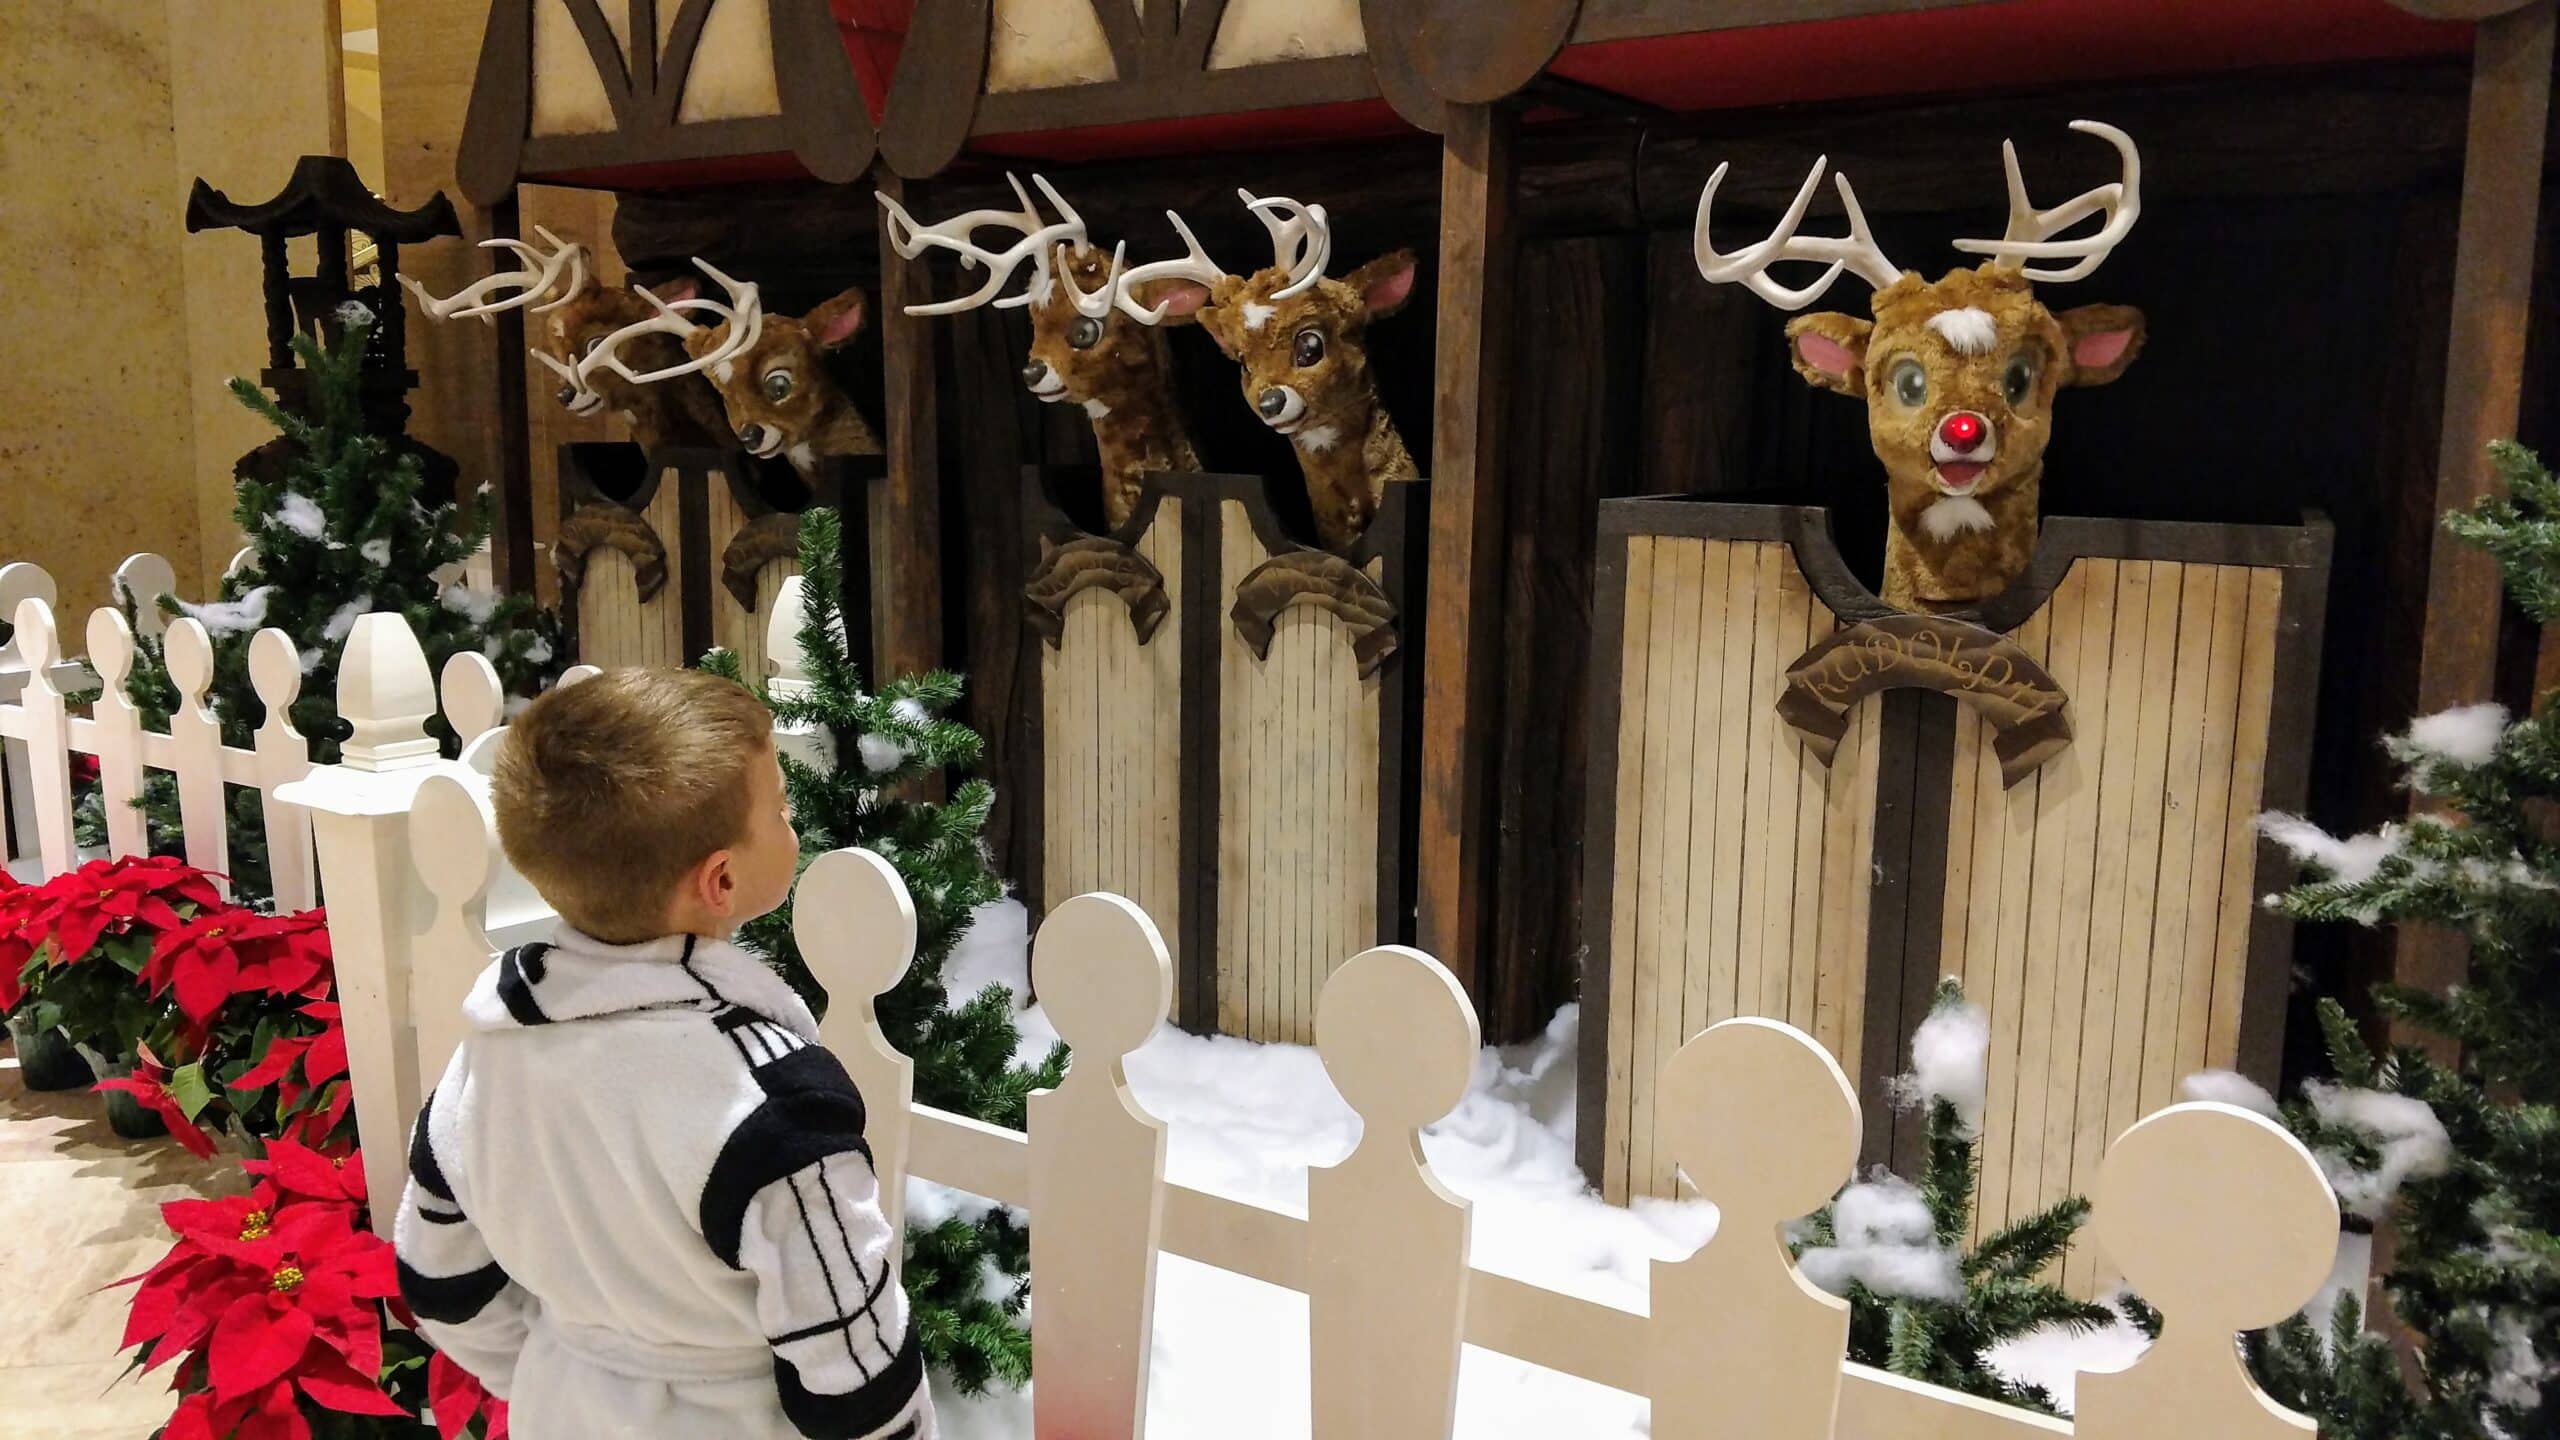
[393,929,935,1440]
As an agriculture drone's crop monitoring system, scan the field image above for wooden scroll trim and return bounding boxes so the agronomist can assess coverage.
[1229,551,1401,679]
[554,503,672,603]
[1023,535,1172,648]
[721,512,800,611]
[1777,613,2072,788]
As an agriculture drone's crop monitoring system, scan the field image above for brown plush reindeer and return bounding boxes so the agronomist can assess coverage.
[878,175,1203,532]
[401,227,732,452]
[1102,193,1420,551]
[1696,121,2147,612]
[578,260,881,475]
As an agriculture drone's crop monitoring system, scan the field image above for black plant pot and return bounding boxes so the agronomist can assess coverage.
[92,1056,168,1140]
[7,1014,94,1092]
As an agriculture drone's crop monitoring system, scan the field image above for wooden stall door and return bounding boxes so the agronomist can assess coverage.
[574,481,685,670]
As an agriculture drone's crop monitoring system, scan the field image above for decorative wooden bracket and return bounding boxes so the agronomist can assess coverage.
[1229,551,1401,679]
[1777,613,2072,788]
[1024,535,1171,647]
[720,512,800,611]
[553,503,670,603]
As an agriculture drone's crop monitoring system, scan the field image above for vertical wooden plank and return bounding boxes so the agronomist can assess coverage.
[1811,639,1866,1066]
[1708,547,1760,1032]
[2041,560,2122,1280]
[1977,604,2053,1240]
[1356,660,1382,956]
[1733,548,1778,1023]
[1605,537,1655,1204]
[873,168,943,680]
[2208,572,2286,1065]
[1152,507,1184,1000]
[1649,538,1704,1197]
[1418,104,1517,998]
[1787,588,1828,1036]
[1680,541,1733,1062]
[2401,1,2555,1035]
[1938,702,1981,995]
[2126,565,2202,1115]
[2008,567,2093,1239]
[1752,547,1805,1021]
[1836,695,1884,1092]
[1628,536,1678,1199]
[2171,569,2252,1089]
[1217,507,1249,1035]
[1252,543,1278,1043]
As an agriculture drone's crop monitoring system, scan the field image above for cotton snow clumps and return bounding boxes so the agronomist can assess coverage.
[179,585,279,638]
[891,697,930,727]
[360,538,393,567]
[323,595,371,643]
[2179,1069,2281,1119]
[2302,1081,2452,1222]
[2388,701,2508,769]
[1889,991,1990,1137]
[858,733,912,773]
[274,491,328,539]
[2257,813,2405,887]
[1795,1175,1962,1303]
[441,584,502,624]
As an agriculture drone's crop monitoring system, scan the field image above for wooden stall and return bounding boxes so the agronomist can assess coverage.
[554,443,879,676]
[1015,469,1427,1038]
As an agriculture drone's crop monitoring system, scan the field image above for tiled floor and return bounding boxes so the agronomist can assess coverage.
[0,1044,239,1438]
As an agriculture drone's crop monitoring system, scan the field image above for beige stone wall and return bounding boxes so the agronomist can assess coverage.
[0,1,344,615]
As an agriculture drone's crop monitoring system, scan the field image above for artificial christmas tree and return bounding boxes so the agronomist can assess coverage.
[2244,440,2560,1439]
[104,311,561,899]
[1793,980,2126,1414]
[701,505,1068,1394]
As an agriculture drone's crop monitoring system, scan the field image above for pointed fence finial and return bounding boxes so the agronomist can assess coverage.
[337,612,438,771]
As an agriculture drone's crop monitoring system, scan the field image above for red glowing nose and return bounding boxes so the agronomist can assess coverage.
[1939,412,1986,450]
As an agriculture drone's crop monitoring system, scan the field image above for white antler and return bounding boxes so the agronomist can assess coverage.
[1071,210,1230,326]
[1951,120,2142,282]
[879,173,1089,316]
[1694,157,1903,312]
[1239,191,1332,300]
[575,258,763,388]
[401,225,588,325]
[528,346,602,411]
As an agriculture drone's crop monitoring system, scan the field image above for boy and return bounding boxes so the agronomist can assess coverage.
[395,669,935,1440]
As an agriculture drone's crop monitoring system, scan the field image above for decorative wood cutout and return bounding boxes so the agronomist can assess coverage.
[1777,613,2073,788]
[554,502,671,603]
[720,511,800,611]
[1024,534,1172,647]
[1229,551,1401,678]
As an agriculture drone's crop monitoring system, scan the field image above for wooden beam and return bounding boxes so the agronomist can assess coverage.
[873,166,944,683]
[1417,105,1517,1008]
[2396,0,2555,1033]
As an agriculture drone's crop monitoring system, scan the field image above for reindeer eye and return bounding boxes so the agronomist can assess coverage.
[1068,317,1104,350]
[2001,353,2038,408]
[580,336,602,357]
[1292,329,1325,368]
[761,369,793,402]
[1889,359,1927,408]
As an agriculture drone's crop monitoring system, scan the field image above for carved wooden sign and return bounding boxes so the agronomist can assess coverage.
[720,512,800,611]
[1024,535,1172,647]
[1229,552,1400,678]
[553,503,671,603]
[1777,613,2072,788]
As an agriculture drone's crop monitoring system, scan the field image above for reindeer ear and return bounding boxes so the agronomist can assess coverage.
[682,323,726,362]
[2057,304,2144,386]
[1134,279,1211,326]
[647,275,700,307]
[807,288,870,349]
[1349,249,1419,319]
[1196,303,1244,360]
[1785,313,1871,396]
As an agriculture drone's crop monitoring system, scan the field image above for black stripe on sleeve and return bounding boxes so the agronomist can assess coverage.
[700,1048,874,1268]
[774,1328,925,1440]
[398,1257,513,1324]
[407,1088,452,1203]
[495,946,551,1026]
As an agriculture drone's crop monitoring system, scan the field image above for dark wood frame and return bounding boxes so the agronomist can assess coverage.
[1573,497,2333,1188]
[1012,468,1429,1033]
[553,442,881,677]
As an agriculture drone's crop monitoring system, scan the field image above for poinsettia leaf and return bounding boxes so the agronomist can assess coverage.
[305,1027,348,1084]
[209,1291,314,1400]
[169,1061,217,1122]
[296,1355,406,1416]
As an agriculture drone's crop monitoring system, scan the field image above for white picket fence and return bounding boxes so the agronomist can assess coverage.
[218,588,2335,1440]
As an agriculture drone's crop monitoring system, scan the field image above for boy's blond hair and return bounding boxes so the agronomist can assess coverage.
[493,668,774,941]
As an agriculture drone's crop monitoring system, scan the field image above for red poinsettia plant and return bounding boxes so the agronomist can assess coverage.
[120,1138,509,1440]
[124,903,357,1159]
[4,855,221,1059]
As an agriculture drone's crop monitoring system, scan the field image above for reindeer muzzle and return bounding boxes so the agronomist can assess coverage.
[1928,411,1998,495]
[739,423,782,458]
[1257,386,1309,432]
[1024,361,1069,402]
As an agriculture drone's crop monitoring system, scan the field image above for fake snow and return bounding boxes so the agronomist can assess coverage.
[2256,813,2404,887]
[442,583,503,625]
[2389,701,2508,770]
[1796,1174,1963,1303]
[360,538,394,567]
[921,901,2143,1437]
[178,585,278,638]
[858,734,913,773]
[1889,993,1990,1138]
[891,698,931,728]
[274,491,328,540]
[2179,1069,2281,1120]
[2301,1082,2452,1223]
[323,596,371,643]
[334,299,376,328]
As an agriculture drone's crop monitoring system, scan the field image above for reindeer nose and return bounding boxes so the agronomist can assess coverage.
[555,385,576,407]
[738,424,767,451]
[1022,363,1047,388]
[1257,388,1290,419]
[1938,412,1988,451]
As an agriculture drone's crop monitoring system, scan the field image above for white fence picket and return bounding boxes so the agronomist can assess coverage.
[164,619,233,889]
[252,631,318,910]
[87,609,150,862]
[7,599,76,875]
[797,848,920,1241]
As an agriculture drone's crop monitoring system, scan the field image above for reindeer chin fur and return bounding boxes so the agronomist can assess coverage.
[1919,496,1996,542]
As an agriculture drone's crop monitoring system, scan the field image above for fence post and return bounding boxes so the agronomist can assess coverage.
[409,774,500,1099]
[0,563,61,865]
[1648,1018,1860,1439]
[766,575,835,773]
[6,598,76,876]
[85,608,149,861]
[794,848,919,1240]
[1309,946,1477,1440]
[2075,1103,2337,1440]
[251,630,318,910]
[276,612,458,1235]
[1027,892,1173,1440]
[164,619,232,888]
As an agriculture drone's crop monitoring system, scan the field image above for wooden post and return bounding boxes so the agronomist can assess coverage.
[873,166,944,682]
[2397,1,2554,1037]
[1417,104,1515,1009]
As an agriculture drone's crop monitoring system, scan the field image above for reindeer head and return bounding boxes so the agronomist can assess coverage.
[579,262,878,469]
[1697,122,2145,604]
[405,226,612,418]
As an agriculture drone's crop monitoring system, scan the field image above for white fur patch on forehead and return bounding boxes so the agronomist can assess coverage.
[1027,262,1057,310]
[712,359,735,386]
[1926,307,2000,356]
[1242,302,1276,332]
[1919,496,1996,542]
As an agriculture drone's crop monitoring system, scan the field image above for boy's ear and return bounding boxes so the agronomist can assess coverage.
[1784,312,1873,396]
[806,288,869,350]
[1348,249,1419,319]
[685,846,739,918]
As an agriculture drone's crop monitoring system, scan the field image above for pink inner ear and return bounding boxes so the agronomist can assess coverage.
[1796,331,1859,380]
[652,276,699,305]
[819,300,867,346]
[1365,263,1416,315]
[1153,282,1210,318]
[2073,328,2134,369]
